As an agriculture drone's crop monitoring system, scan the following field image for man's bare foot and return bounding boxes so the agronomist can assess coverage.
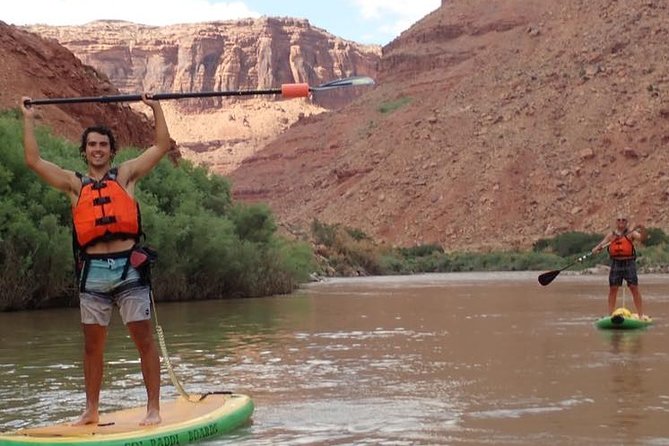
[72,408,99,426]
[140,408,161,426]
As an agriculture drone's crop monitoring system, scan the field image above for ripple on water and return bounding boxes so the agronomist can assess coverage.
[468,397,591,420]
[205,397,462,446]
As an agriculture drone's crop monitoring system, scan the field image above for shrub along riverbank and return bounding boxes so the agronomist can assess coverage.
[309,220,669,276]
[0,111,313,311]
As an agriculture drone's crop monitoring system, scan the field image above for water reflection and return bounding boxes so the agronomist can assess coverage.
[1,273,669,444]
[600,330,645,355]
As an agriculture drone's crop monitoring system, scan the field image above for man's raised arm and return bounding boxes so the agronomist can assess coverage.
[20,97,78,196]
[121,94,172,182]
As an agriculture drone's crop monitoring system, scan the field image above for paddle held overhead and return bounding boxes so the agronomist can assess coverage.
[23,76,375,106]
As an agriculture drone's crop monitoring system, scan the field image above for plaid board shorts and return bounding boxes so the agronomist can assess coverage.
[79,256,151,326]
[609,258,638,287]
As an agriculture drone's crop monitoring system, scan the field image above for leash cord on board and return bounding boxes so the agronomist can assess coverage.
[150,289,193,401]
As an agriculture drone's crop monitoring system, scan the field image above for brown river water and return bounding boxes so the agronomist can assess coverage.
[1,271,668,445]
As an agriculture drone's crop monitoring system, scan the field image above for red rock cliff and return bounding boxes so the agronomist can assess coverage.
[0,21,153,147]
[25,18,380,173]
[228,0,669,250]
[26,18,381,110]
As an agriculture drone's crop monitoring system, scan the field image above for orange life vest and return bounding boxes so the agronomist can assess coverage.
[608,232,635,259]
[72,168,141,248]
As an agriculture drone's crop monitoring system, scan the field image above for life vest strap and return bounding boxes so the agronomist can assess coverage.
[121,255,132,280]
[95,216,117,225]
[84,249,133,260]
[91,181,108,190]
[79,256,91,293]
[93,196,112,206]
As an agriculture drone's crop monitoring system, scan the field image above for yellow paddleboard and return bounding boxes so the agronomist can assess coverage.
[0,393,253,445]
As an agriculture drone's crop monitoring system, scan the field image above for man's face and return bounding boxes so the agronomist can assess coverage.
[85,132,112,167]
[616,217,628,231]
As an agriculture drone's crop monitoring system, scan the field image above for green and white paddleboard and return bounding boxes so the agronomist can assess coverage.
[595,308,653,330]
[0,393,253,445]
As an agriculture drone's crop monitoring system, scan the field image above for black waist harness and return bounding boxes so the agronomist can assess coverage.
[76,245,157,293]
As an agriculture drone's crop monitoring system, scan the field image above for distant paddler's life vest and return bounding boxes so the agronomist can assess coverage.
[72,167,141,248]
[608,232,636,260]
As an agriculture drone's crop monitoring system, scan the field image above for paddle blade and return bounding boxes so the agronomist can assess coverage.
[311,76,375,91]
[538,270,561,286]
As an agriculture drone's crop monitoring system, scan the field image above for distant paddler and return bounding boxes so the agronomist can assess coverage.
[591,214,648,318]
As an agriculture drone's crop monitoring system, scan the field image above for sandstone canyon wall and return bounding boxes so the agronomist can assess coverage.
[228,0,669,250]
[27,18,380,109]
[26,18,381,172]
[0,21,153,147]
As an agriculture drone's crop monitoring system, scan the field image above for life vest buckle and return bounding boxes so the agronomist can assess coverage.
[95,216,117,226]
[91,181,108,190]
[93,196,112,206]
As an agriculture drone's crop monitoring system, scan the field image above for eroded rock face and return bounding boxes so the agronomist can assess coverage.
[24,18,380,173]
[228,0,669,250]
[0,21,153,148]
[26,18,381,110]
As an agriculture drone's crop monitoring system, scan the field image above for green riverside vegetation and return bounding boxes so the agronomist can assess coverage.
[0,110,313,311]
[4,109,669,312]
[310,221,669,276]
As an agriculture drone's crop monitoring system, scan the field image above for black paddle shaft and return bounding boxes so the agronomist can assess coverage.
[538,239,615,286]
[24,88,283,106]
[23,76,375,107]
[537,251,595,286]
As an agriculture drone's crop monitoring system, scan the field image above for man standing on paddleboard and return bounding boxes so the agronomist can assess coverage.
[591,215,647,318]
[20,94,170,426]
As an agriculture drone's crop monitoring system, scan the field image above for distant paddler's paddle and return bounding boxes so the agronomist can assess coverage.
[23,76,375,106]
[538,241,612,286]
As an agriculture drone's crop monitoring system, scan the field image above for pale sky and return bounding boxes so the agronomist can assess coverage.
[2,0,441,45]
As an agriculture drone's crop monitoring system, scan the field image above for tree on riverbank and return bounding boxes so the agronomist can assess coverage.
[0,111,313,311]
